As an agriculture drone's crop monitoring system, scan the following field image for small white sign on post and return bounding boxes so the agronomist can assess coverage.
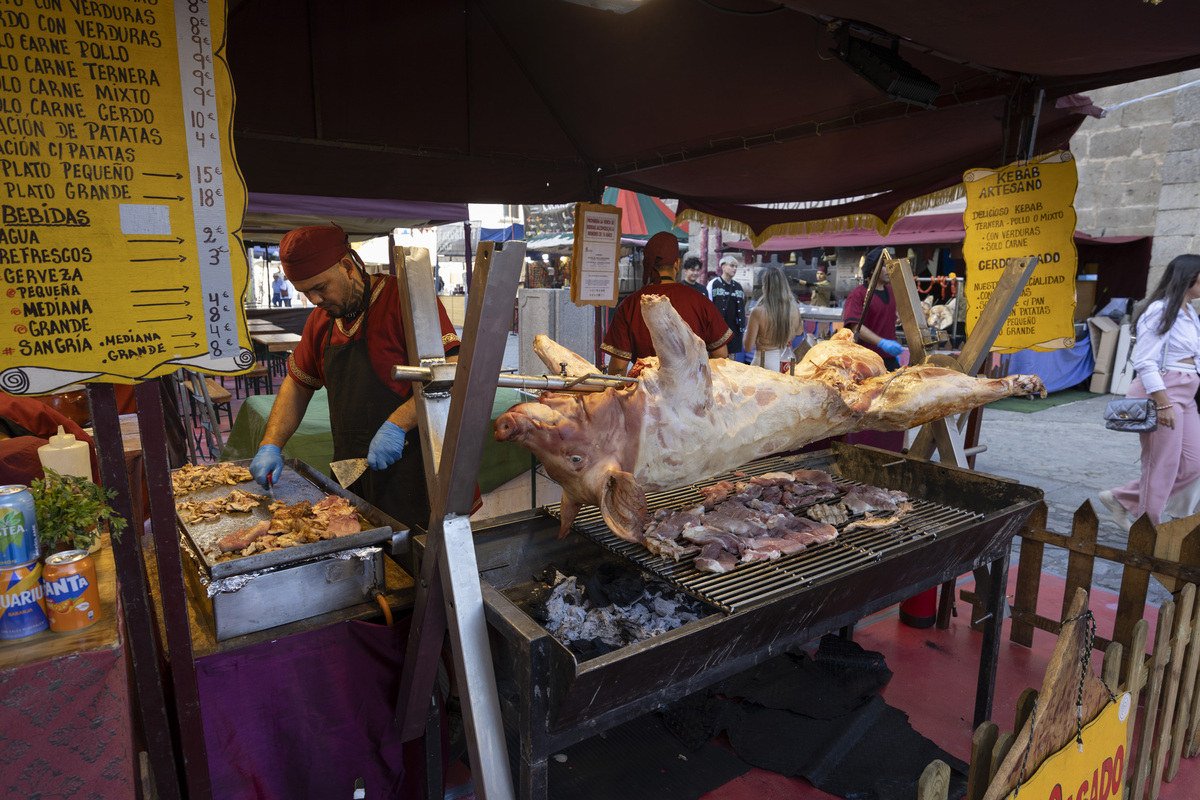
[571,202,622,306]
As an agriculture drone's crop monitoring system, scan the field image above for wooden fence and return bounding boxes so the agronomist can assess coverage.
[922,500,1200,800]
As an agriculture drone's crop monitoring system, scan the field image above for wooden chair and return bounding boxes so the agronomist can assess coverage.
[183,369,231,460]
[234,363,272,397]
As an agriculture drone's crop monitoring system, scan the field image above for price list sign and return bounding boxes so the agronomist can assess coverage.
[962,150,1078,353]
[0,0,250,396]
[570,202,621,306]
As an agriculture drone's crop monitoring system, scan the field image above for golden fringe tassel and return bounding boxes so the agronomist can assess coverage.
[676,183,966,249]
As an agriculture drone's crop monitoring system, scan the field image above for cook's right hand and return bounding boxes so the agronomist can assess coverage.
[250,444,283,488]
[878,338,905,357]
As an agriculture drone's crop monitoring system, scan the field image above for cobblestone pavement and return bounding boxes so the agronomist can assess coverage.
[968,392,1172,607]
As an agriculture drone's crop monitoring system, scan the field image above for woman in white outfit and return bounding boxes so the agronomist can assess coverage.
[743,267,802,374]
[1100,254,1200,531]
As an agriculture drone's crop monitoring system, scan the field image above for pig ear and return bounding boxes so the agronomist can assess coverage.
[533,335,594,377]
[558,496,583,540]
[599,470,648,543]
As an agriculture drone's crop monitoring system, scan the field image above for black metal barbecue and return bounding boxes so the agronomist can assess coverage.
[416,442,1043,799]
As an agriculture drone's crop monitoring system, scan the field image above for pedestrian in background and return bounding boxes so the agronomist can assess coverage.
[708,255,748,362]
[680,255,708,293]
[743,267,802,373]
[1101,253,1200,531]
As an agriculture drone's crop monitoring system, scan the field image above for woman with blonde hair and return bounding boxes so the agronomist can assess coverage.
[743,267,802,373]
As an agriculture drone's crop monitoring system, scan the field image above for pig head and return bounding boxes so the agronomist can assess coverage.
[494,387,648,541]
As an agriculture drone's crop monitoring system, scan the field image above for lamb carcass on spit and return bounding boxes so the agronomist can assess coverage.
[494,294,1043,542]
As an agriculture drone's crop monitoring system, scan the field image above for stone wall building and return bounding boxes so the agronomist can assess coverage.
[1071,70,1200,292]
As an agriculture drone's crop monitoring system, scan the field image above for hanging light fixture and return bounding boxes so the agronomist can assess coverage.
[832,26,941,108]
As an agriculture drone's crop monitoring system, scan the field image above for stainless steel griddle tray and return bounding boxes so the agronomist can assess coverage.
[174,458,405,580]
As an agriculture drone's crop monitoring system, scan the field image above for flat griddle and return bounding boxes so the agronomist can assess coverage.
[175,458,404,580]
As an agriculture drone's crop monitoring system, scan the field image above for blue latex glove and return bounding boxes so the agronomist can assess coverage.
[367,421,407,471]
[250,444,283,488]
[878,338,905,357]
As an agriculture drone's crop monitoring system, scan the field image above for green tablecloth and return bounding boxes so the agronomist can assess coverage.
[221,387,533,493]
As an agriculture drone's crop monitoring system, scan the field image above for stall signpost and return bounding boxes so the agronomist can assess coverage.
[0,0,250,395]
[962,150,1078,353]
[569,201,621,306]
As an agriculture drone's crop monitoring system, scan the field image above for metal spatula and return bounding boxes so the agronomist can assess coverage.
[330,458,369,488]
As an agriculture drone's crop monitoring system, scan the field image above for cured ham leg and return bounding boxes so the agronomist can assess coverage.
[495,295,1044,541]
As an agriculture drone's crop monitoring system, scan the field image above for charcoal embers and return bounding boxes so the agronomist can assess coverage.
[526,563,707,660]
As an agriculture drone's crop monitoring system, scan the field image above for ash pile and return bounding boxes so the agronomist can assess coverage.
[517,563,711,660]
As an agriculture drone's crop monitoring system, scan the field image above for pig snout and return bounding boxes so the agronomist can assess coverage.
[494,411,530,442]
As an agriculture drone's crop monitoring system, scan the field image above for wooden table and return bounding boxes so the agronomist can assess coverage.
[250,331,302,353]
[246,318,284,332]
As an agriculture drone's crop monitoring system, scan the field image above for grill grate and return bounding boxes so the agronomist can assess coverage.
[547,454,983,614]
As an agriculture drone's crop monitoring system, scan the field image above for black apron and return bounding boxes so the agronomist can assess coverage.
[323,297,431,532]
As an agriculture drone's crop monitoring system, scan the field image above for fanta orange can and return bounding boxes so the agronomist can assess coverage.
[43,549,101,631]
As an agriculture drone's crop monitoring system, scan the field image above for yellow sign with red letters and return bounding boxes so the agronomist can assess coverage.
[1004,694,1129,800]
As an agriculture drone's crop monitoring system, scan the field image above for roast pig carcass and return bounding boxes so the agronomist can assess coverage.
[494,294,1044,541]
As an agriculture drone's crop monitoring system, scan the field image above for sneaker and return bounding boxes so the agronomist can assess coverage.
[1099,490,1132,533]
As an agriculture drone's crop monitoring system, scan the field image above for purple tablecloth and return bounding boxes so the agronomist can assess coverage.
[197,617,433,799]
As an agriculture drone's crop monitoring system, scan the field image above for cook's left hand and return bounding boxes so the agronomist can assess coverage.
[367,421,407,470]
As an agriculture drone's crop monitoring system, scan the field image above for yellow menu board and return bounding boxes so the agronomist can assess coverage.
[963,150,1078,353]
[0,0,250,395]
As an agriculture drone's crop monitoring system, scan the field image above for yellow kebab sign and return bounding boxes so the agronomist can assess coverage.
[963,150,1078,353]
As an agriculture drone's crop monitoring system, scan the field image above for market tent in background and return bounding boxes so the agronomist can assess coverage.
[225,0,1200,229]
[526,188,684,254]
[600,187,686,244]
[723,205,1152,314]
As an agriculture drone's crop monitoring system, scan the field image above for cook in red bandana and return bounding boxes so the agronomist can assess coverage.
[249,223,462,531]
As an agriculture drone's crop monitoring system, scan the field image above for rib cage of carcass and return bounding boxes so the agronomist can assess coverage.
[494,294,1044,542]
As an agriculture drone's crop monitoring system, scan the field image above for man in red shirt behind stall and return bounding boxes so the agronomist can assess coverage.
[601,232,731,376]
[248,223,461,531]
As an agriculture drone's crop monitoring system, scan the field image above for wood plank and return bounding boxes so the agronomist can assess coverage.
[1103,641,1124,696]
[918,759,951,800]
[1172,585,1200,774]
[1010,503,1047,647]
[1018,524,1200,585]
[1116,519,1158,676]
[1127,620,1150,768]
[1014,688,1038,735]
[1131,600,1175,800]
[1151,584,1194,799]
[1062,502,1098,622]
[989,732,1015,787]
[967,721,998,800]
[1152,515,1200,593]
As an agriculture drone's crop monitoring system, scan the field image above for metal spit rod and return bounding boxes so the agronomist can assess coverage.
[392,364,638,394]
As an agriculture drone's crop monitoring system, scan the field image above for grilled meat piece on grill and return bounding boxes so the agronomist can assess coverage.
[495,294,1044,541]
[218,520,271,553]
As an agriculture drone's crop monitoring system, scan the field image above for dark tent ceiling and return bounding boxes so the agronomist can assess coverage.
[226,0,1200,221]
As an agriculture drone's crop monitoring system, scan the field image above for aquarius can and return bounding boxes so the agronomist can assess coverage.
[43,550,100,632]
[0,561,48,639]
[0,485,39,569]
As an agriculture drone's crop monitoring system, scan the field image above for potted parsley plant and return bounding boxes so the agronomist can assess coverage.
[30,467,127,554]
